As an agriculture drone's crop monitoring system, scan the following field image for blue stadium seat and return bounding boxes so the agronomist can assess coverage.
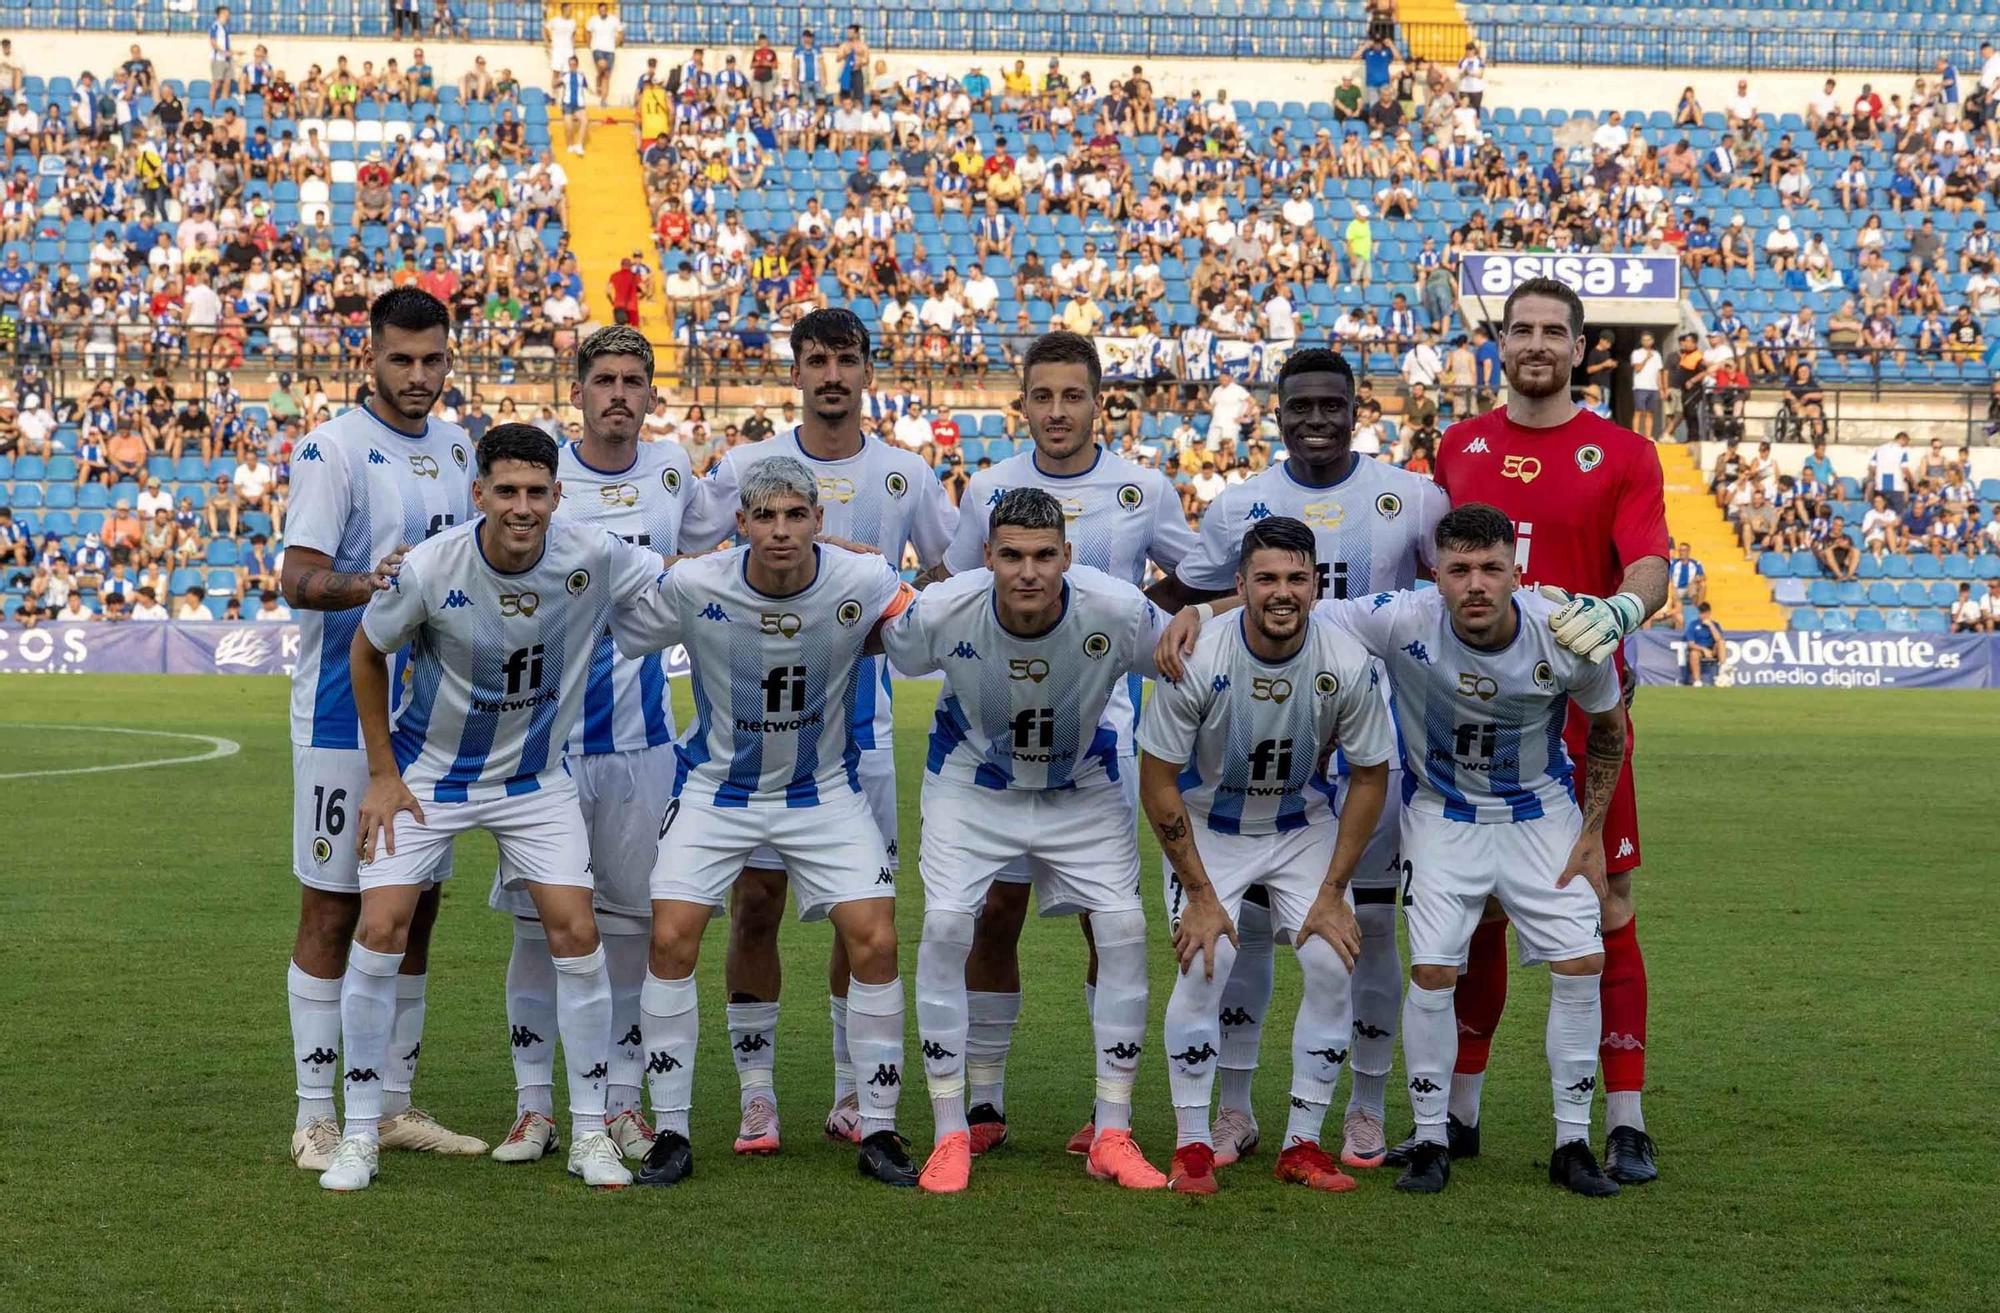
[9,485,42,509]
[1786,552,1821,578]
[1788,607,1823,631]
[1774,579,1810,605]
[1836,580,1868,607]
[45,485,76,510]
[1883,554,1914,579]
[1820,608,1853,632]
[1915,609,1950,633]
[13,455,45,481]
[1898,581,1932,606]
[1756,550,1787,576]
[1885,608,1920,633]
[1852,608,1886,632]
[1805,579,1839,607]
[1866,581,1900,606]
[205,569,239,597]
[206,540,240,566]
[45,455,78,482]
[1911,554,1943,579]
[204,596,233,620]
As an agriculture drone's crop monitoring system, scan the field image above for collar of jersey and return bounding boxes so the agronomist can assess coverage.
[1278,451,1359,491]
[1447,594,1524,657]
[786,428,867,464]
[740,543,823,600]
[990,577,1070,641]
[1030,445,1103,481]
[567,439,638,477]
[473,516,545,577]
[351,401,430,442]
[1235,611,1309,668]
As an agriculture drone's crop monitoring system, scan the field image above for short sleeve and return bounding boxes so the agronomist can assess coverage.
[359,547,428,653]
[1120,593,1171,681]
[1328,636,1395,769]
[875,583,938,675]
[942,474,992,574]
[605,533,666,605]
[904,465,960,566]
[1313,591,1400,656]
[1174,494,1241,592]
[1611,441,1672,570]
[1412,478,1451,572]
[1566,644,1624,715]
[611,565,683,656]
[1132,645,1208,765]
[1145,471,1198,573]
[283,439,349,556]
[677,450,742,550]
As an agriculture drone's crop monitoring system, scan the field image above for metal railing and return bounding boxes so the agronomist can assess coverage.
[1445,19,1972,74]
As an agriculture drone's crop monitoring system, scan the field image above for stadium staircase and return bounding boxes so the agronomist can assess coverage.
[1661,445,1787,629]
[1397,0,1475,61]
[558,106,681,364]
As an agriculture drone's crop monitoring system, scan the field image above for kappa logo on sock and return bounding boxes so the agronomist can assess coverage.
[1352,1021,1390,1040]
[1306,1046,1350,1066]
[1167,1042,1214,1066]
[1218,1006,1256,1028]
[1603,1032,1646,1051]
[402,1043,421,1063]
[1408,1077,1443,1095]
[1565,1075,1597,1094]
[302,1047,338,1066]
[1102,1041,1143,1063]
[1290,1096,1310,1110]
[865,1063,901,1088]
[920,1039,957,1061]
[583,1062,608,1081]
[510,1024,545,1049]
[733,1033,772,1054]
[619,1024,643,1048]
[345,1068,381,1084]
[646,1051,683,1075]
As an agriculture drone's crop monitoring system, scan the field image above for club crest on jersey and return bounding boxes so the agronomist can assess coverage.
[1314,671,1339,697]
[760,611,803,637]
[884,471,909,498]
[1375,492,1402,519]
[836,598,864,627]
[1250,675,1293,703]
[1575,444,1605,473]
[661,467,681,494]
[451,443,468,470]
[1117,483,1144,509]
[566,569,590,595]
[1082,632,1111,659]
[1532,659,1557,690]
[312,836,332,864]
[600,483,639,507]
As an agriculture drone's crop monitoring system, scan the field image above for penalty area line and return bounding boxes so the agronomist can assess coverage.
[0,722,243,780]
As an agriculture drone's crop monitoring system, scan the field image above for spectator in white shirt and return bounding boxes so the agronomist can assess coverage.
[891,408,934,451]
[1207,373,1254,443]
[135,479,173,518]
[1280,185,1315,230]
[1191,460,1226,506]
[174,588,210,621]
[130,588,170,621]
[961,265,1000,321]
[255,589,292,622]
[57,592,96,623]
[1400,332,1443,389]
[1950,582,1989,632]
[233,450,274,511]
[1725,78,1759,131]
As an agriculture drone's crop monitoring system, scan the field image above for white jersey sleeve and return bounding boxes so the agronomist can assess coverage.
[941,466,1002,574]
[678,446,745,550]
[611,566,684,657]
[360,544,430,654]
[282,433,353,557]
[903,462,960,565]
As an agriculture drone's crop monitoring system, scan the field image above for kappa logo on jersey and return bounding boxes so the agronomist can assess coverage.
[511,1025,544,1048]
[646,1051,683,1074]
[1116,482,1144,509]
[499,591,539,617]
[836,598,863,627]
[1402,640,1432,664]
[1463,436,1490,454]
[1306,1046,1350,1065]
[1457,671,1499,701]
[1246,502,1272,520]
[884,470,909,498]
[1375,491,1403,519]
[1575,443,1605,473]
[1082,631,1111,659]
[865,1063,901,1088]
[661,466,681,493]
[302,1046,338,1066]
[451,442,468,469]
[948,641,981,660]
[1250,675,1293,703]
[985,486,1009,507]
[1169,1042,1217,1066]
[699,602,731,622]
[297,442,322,462]
[921,1039,957,1061]
[599,482,639,507]
[367,449,390,466]
[874,868,894,885]
[566,569,590,595]
[1211,674,1231,694]
[760,611,803,637]
[1501,454,1542,483]
[442,589,472,609]
[1615,837,1635,859]
[1314,671,1339,697]
[409,453,440,479]
[1532,659,1557,690]
[1008,657,1050,682]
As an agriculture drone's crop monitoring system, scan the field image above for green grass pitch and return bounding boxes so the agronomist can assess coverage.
[2,678,1995,1312]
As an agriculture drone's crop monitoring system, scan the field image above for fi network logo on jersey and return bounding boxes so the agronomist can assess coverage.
[949,641,981,661]
[699,602,731,623]
[443,590,471,609]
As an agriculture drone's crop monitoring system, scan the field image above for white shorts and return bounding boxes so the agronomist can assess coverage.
[993,755,1139,886]
[654,787,892,921]
[1162,821,1345,939]
[1341,767,1406,893]
[360,775,591,895]
[1401,806,1602,969]
[490,743,676,920]
[745,745,898,873]
[293,744,453,894]
[920,777,1142,919]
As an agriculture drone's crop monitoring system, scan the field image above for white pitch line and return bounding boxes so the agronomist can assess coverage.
[0,723,242,780]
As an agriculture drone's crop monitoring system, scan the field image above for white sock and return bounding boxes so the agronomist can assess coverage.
[1607,1090,1645,1135]
[1163,933,1232,1149]
[1548,971,1603,1148]
[1347,901,1400,1118]
[1449,1071,1486,1128]
[602,928,650,1120]
[829,995,855,1105]
[964,990,1020,1113]
[1217,896,1274,1115]
[551,947,613,1140]
[916,911,975,1140]
[287,960,341,1129]
[382,972,426,1119]
[339,943,403,1143]
[505,920,558,1119]
[641,972,697,1138]
[1090,910,1150,1135]
[1402,981,1457,1146]
[1288,936,1353,1148]
[845,976,906,1139]
[726,1000,780,1113]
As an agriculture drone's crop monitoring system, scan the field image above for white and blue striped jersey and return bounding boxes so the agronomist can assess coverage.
[1314,589,1620,824]
[943,445,1196,756]
[556,439,695,756]
[614,544,913,807]
[360,517,668,803]
[1175,454,1449,601]
[285,406,473,749]
[879,565,1169,792]
[1136,612,1391,835]
[680,428,957,752]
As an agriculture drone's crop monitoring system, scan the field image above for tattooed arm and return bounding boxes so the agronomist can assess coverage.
[281,546,407,611]
[1140,751,1238,980]
[1558,706,1628,899]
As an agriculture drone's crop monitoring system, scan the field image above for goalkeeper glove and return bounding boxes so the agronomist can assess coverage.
[1538,586,1646,664]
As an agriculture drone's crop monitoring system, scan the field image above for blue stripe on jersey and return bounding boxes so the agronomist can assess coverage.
[838,659,868,796]
[674,669,718,799]
[928,695,971,775]
[581,632,617,755]
[639,654,671,747]
[1488,722,1544,821]
[1420,687,1479,823]
[435,607,507,803]
[1125,672,1144,736]
[391,638,445,770]
[311,607,363,748]
[849,655,880,749]
[503,770,544,797]
[718,625,765,807]
[974,760,1011,790]
[1177,762,1203,792]
[1545,699,1575,800]
[1085,725,1119,781]
[515,598,573,781]
[1203,677,1257,834]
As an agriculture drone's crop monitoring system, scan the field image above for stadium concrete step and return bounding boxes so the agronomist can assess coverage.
[557,106,684,368]
[1398,0,1475,63]
[1662,444,1787,630]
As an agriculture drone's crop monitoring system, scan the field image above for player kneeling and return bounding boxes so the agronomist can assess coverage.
[1137,518,1394,1195]
[878,487,1175,1194]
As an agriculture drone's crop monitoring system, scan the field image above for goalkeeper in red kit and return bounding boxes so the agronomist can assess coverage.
[1390,276,1669,1185]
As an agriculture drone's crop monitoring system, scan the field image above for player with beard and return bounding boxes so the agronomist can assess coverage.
[1404,276,1669,1185]
[1151,348,1446,1170]
[677,308,955,1153]
[280,288,486,1170]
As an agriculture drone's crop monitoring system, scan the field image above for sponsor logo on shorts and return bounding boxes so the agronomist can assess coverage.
[874,869,894,886]
[1615,837,1635,859]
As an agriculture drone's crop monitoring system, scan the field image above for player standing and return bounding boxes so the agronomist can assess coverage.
[622,457,921,1189]
[1153,347,1447,1168]
[1138,517,1393,1196]
[677,308,955,1151]
[1318,504,1628,1196]
[321,423,675,1191]
[488,327,693,1166]
[880,488,1174,1194]
[1420,277,1668,1184]
[932,330,1195,1156]
[280,288,485,1170]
